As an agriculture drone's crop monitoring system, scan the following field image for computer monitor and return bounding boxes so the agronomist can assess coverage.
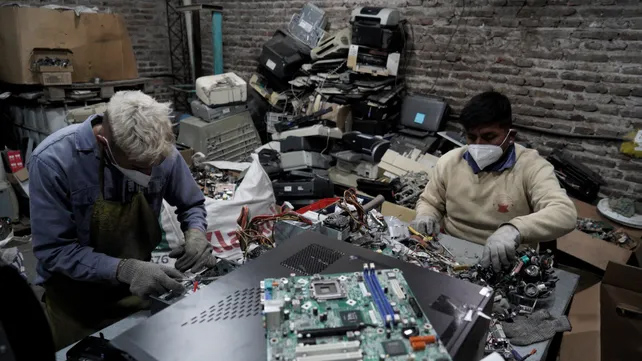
[399,95,449,137]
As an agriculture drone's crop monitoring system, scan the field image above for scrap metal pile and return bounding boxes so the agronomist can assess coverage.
[458,248,558,319]
[577,217,639,250]
[191,165,239,200]
[393,171,429,209]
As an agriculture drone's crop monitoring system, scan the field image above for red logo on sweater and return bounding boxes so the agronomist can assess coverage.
[494,193,514,214]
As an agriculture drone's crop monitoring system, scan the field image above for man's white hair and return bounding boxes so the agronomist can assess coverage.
[106,91,174,165]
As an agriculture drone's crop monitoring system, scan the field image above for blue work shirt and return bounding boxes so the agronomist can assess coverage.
[28,115,207,284]
[463,144,517,174]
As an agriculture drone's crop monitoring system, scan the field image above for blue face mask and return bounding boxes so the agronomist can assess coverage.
[98,135,151,187]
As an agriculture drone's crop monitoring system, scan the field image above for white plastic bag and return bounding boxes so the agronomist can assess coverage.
[158,155,277,262]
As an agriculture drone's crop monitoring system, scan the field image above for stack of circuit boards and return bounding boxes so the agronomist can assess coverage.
[262,264,453,361]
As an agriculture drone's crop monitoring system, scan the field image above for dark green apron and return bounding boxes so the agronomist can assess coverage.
[44,155,162,349]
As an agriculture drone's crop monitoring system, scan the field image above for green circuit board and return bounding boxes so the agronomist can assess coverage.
[262,266,453,361]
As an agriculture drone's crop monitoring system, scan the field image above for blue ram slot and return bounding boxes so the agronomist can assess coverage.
[363,269,388,326]
[368,268,395,325]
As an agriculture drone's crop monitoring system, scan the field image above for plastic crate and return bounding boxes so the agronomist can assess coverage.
[178,111,261,162]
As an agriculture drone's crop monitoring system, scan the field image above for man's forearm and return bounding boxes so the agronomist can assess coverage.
[34,240,122,282]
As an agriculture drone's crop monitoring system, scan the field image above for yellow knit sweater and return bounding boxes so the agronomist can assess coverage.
[416,144,577,245]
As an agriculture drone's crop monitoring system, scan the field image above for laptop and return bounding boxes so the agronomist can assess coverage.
[390,95,449,154]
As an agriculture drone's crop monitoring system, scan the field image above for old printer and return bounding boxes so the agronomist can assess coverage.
[350,6,403,51]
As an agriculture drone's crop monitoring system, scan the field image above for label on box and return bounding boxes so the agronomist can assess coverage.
[284,186,292,192]
[266,59,276,70]
[298,19,313,33]
[348,45,359,57]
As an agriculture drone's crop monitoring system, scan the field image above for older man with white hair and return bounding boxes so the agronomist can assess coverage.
[28,91,213,348]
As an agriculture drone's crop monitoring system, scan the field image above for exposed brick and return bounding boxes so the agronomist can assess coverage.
[526,78,544,87]
[554,102,574,111]
[560,71,601,83]
[576,104,598,112]
[605,42,628,51]
[535,100,555,110]
[621,108,642,119]
[515,58,534,68]
[610,87,632,96]
[586,84,608,94]
[632,88,642,98]
[563,83,586,92]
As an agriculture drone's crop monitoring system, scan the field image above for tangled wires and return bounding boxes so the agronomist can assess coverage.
[336,189,368,232]
[236,205,313,258]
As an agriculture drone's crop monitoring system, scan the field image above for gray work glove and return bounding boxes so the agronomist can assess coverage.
[168,229,217,272]
[481,225,521,272]
[502,310,571,346]
[410,215,439,237]
[116,259,184,298]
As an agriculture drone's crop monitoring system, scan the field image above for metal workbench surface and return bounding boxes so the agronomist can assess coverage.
[438,234,580,361]
[55,233,579,361]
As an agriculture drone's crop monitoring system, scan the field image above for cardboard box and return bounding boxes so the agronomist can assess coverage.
[560,283,601,361]
[40,72,72,86]
[7,167,29,198]
[600,262,642,361]
[381,201,416,223]
[557,198,642,271]
[0,7,138,84]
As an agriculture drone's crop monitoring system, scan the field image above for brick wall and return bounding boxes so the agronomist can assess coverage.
[19,0,173,100]
[197,0,641,197]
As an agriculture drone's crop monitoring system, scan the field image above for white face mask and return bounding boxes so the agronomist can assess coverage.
[99,135,152,187]
[467,130,513,170]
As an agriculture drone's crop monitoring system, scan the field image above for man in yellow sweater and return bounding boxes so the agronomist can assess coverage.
[412,91,577,271]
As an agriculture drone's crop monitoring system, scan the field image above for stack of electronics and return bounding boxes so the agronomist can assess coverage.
[272,135,335,208]
[248,3,410,143]
[328,131,391,188]
[179,72,262,162]
[348,7,406,135]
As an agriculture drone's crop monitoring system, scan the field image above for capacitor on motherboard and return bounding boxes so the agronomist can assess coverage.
[312,307,319,316]
[386,329,392,339]
[320,313,327,322]
[379,355,387,361]
[284,309,290,321]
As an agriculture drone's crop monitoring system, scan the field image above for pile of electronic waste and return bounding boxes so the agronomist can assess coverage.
[191,162,241,200]
[576,217,639,250]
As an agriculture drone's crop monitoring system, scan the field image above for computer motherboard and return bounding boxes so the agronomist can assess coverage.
[262,264,452,361]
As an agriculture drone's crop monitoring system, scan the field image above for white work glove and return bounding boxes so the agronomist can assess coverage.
[410,215,439,236]
[117,259,184,298]
[481,225,521,272]
[169,229,218,273]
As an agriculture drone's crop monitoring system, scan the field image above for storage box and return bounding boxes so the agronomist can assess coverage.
[0,6,138,84]
[600,262,642,361]
[559,283,601,361]
[195,73,247,106]
[557,198,642,271]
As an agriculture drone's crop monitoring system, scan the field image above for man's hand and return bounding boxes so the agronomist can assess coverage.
[481,225,521,272]
[116,259,184,298]
[168,229,217,273]
[410,215,439,237]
